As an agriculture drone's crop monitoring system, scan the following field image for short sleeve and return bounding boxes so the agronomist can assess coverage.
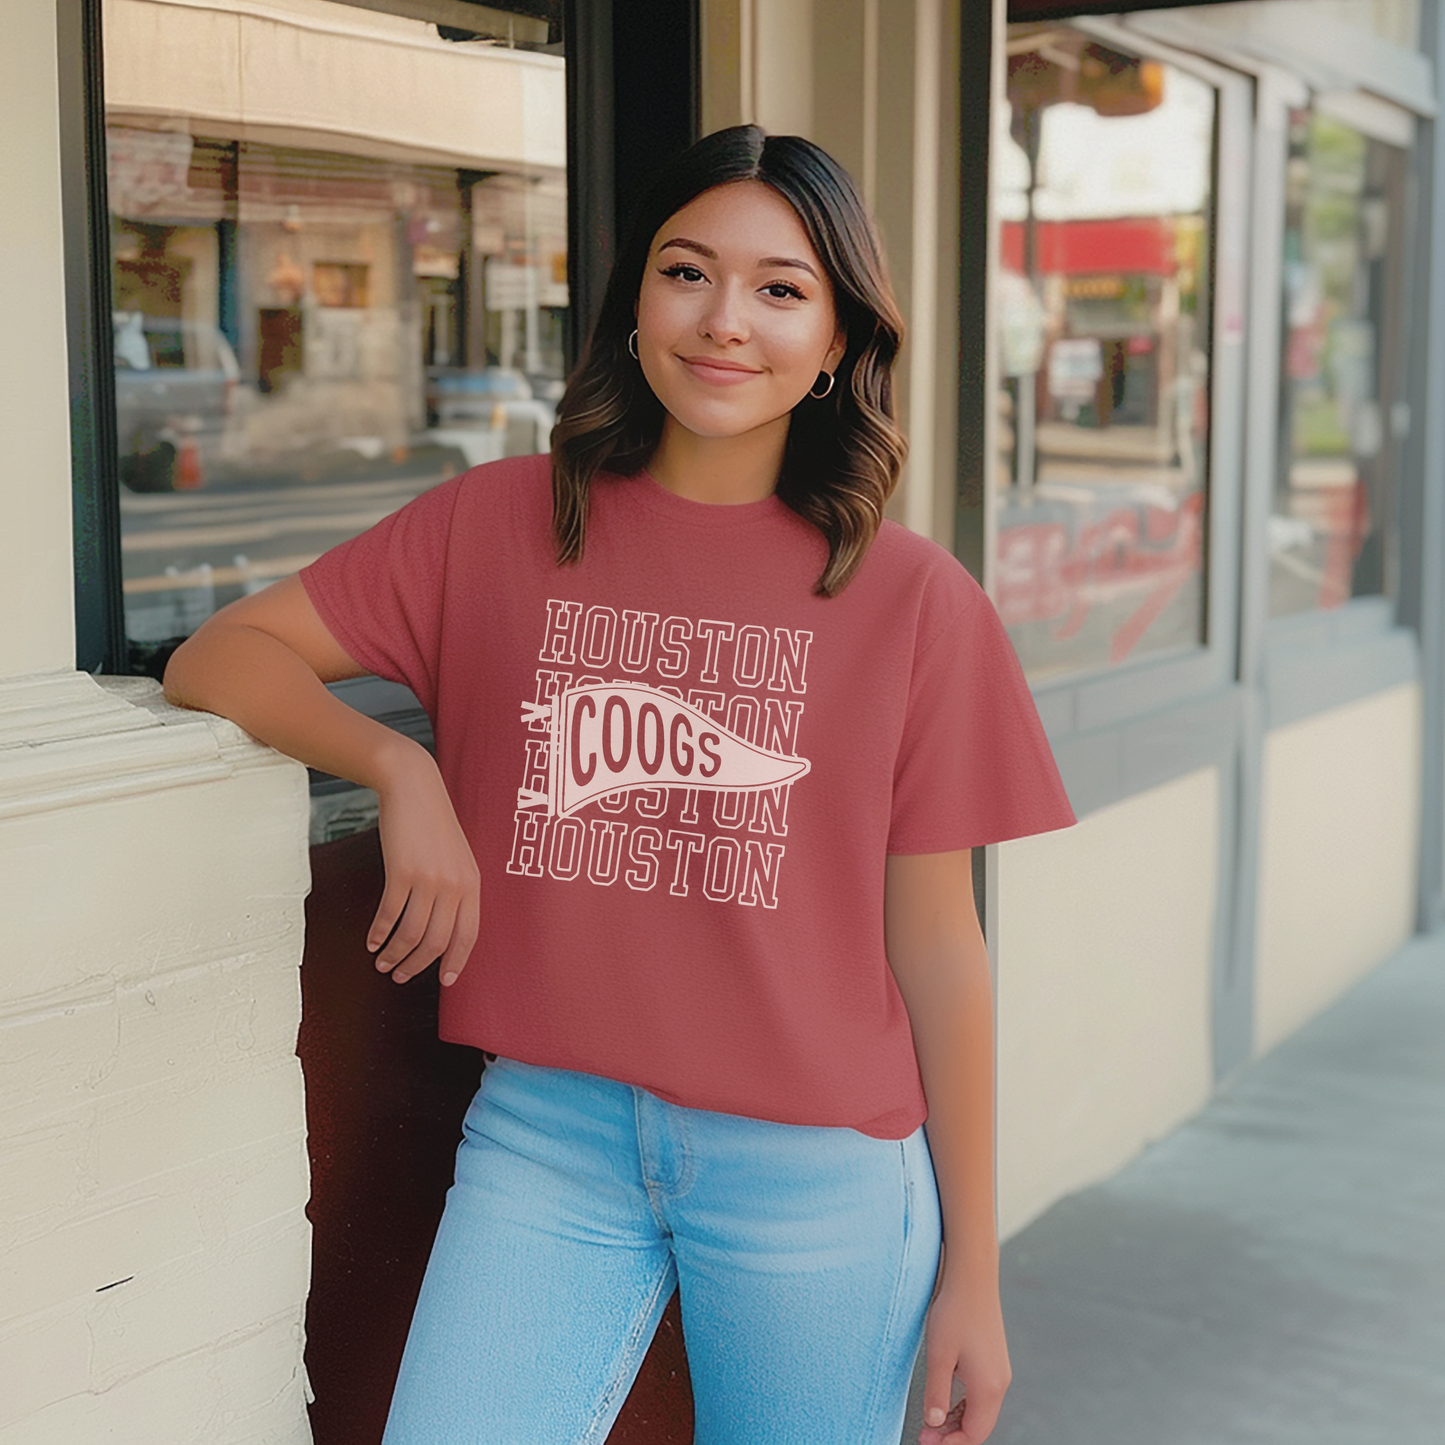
[298,474,464,714]
[887,571,1075,853]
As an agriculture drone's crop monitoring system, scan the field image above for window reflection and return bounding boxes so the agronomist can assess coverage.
[105,0,566,658]
[997,27,1214,680]
[1270,111,1405,616]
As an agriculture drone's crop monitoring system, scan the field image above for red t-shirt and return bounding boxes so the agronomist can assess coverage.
[301,454,1074,1137]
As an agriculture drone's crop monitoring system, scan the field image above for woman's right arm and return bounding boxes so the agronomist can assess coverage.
[164,575,480,986]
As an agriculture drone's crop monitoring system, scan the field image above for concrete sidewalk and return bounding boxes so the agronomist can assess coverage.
[965,932,1445,1445]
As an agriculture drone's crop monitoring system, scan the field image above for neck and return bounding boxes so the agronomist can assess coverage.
[648,416,789,504]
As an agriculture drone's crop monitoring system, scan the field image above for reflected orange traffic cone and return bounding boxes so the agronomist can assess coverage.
[175,436,204,490]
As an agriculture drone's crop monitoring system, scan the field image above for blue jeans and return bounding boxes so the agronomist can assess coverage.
[382,1057,942,1445]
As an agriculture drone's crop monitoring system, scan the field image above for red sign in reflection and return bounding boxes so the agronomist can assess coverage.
[1000,217,1177,277]
[997,491,1204,665]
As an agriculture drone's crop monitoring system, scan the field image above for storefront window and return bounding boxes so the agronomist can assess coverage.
[104,0,566,658]
[1270,110,1406,617]
[996,27,1215,681]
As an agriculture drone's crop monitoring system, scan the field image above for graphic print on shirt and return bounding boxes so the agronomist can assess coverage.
[505,600,813,909]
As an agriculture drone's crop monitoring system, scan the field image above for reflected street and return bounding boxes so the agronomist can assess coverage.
[120,448,468,642]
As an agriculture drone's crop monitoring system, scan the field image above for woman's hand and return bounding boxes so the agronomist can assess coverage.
[918,1259,1012,1444]
[165,576,481,987]
[368,748,481,986]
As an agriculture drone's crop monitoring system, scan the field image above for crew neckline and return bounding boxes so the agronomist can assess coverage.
[619,467,791,528]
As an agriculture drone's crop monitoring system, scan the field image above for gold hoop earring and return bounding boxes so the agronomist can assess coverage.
[809,370,835,399]
[628,329,639,359]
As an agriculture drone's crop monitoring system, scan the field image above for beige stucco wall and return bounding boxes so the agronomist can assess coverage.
[994,768,1220,1239]
[1253,684,1422,1056]
[0,6,314,1440]
[0,0,76,677]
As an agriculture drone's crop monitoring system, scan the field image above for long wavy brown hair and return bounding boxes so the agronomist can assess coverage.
[550,125,907,596]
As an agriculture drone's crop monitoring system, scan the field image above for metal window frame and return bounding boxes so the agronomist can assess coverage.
[1121,29,1428,699]
[974,16,1255,823]
[1240,83,1417,647]
[59,0,125,675]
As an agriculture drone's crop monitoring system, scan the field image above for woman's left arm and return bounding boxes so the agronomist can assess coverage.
[884,849,1011,1445]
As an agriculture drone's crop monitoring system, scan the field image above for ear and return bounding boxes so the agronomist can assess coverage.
[823,326,847,375]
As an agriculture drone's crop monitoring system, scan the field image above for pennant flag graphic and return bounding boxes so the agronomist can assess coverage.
[520,683,810,816]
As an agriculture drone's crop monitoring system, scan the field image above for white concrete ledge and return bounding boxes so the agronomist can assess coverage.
[0,674,313,1444]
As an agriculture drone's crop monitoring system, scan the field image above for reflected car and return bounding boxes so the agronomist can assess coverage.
[114,312,240,492]
[424,365,556,455]
[424,365,533,425]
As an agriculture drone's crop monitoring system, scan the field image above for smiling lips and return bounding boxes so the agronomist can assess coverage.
[678,354,762,384]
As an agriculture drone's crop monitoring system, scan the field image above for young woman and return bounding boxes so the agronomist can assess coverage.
[165,125,1074,1445]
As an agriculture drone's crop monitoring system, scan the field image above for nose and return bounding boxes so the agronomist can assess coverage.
[698,281,748,345]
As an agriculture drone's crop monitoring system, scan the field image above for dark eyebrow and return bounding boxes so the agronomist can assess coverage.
[658,237,718,259]
[758,256,820,281]
[658,237,820,282]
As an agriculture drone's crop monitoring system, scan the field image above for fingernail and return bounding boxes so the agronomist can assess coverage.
[441,972,457,987]
[926,1408,945,1427]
